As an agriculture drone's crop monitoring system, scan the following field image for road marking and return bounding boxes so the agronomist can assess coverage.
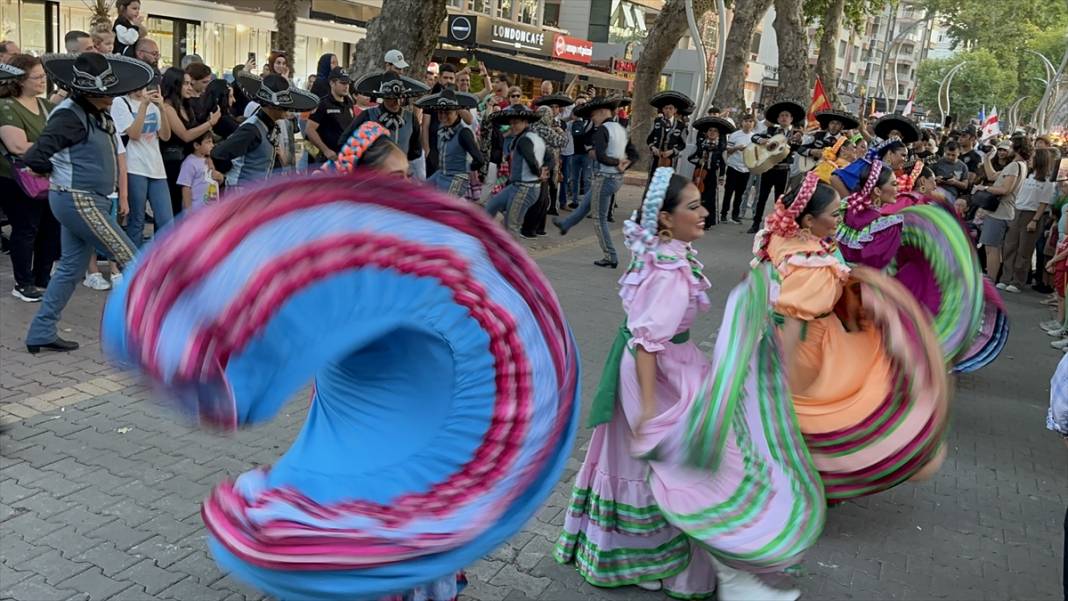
[0,373,131,426]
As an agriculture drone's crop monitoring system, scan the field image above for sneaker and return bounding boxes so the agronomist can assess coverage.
[11,285,42,302]
[995,282,1007,290]
[1047,328,1067,338]
[1004,284,1021,293]
[1052,338,1068,350]
[635,580,662,591]
[1040,320,1063,332]
[83,272,111,291]
[110,272,123,287]
[726,218,741,224]
[714,560,800,601]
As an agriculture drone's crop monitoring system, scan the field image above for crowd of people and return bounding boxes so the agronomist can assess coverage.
[2,8,1068,601]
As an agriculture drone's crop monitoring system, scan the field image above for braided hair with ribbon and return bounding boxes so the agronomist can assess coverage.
[752,171,822,266]
[622,166,674,257]
[319,122,390,174]
[844,159,883,212]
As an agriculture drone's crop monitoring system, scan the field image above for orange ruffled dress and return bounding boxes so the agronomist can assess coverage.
[767,234,950,500]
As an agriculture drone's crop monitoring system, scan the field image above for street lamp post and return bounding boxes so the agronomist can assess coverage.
[938,61,966,125]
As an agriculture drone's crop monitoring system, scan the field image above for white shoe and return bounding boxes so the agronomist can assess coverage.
[1051,338,1068,350]
[1040,320,1063,332]
[110,272,123,287]
[83,272,111,291]
[635,580,662,591]
[1047,328,1068,338]
[995,282,1007,290]
[1004,284,1021,293]
[715,561,800,601]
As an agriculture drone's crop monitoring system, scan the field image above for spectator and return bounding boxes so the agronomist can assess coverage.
[247,52,297,172]
[111,79,172,247]
[309,53,337,99]
[424,62,439,87]
[112,0,146,56]
[179,53,203,69]
[305,74,317,92]
[265,51,290,79]
[185,61,213,121]
[1000,147,1056,292]
[932,141,969,203]
[203,78,239,137]
[305,67,353,163]
[64,30,93,54]
[0,41,19,63]
[176,130,222,210]
[978,139,1029,283]
[230,64,251,117]
[134,38,160,72]
[540,80,553,96]
[0,54,61,302]
[21,53,150,353]
[160,66,218,216]
[91,28,115,54]
[384,49,408,74]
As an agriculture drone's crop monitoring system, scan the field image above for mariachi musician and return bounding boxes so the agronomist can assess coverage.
[340,72,430,163]
[801,109,859,163]
[747,100,805,234]
[645,91,692,181]
[688,116,733,229]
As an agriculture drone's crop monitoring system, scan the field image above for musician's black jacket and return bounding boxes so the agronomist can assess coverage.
[751,124,802,169]
[800,130,842,157]
[646,116,687,157]
[687,137,726,176]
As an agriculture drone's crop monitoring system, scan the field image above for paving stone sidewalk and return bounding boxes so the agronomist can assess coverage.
[1,186,1065,600]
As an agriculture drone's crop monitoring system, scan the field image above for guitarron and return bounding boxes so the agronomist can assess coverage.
[743,134,790,175]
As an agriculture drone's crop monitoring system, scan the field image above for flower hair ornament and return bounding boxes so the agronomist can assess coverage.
[623,167,674,256]
[844,158,883,212]
[898,159,925,192]
[751,171,821,266]
[822,136,849,162]
[319,122,389,174]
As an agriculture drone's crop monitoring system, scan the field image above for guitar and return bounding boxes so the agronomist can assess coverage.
[743,134,790,174]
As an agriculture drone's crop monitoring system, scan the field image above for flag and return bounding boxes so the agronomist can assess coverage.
[902,87,916,116]
[982,106,1000,140]
[807,77,832,124]
[978,106,986,127]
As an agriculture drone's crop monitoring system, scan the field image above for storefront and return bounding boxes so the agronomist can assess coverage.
[2,0,363,85]
[437,12,628,98]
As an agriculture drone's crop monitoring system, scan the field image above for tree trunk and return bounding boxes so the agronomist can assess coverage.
[813,0,845,106]
[630,0,713,173]
[772,0,811,103]
[274,0,298,64]
[351,0,448,78]
[710,0,772,113]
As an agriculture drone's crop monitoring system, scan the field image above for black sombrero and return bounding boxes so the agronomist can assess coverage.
[353,71,429,100]
[491,103,540,125]
[574,95,631,120]
[764,100,805,125]
[815,109,859,130]
[42,53,153,97]
[533,93,575,108]
[650,91,694,115]
[0,63,24,81]
[238,73,318,112]
[693,116,736,137]
[873,114,921,144]
[415,88,479,111]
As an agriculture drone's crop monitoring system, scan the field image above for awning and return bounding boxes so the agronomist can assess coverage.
[437,47,630,90]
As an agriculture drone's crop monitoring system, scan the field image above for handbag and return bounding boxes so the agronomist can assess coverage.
[970,189,1000,212]
[3,149,49,200]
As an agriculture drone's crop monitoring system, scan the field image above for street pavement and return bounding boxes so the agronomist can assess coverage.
[1,184,1065,601]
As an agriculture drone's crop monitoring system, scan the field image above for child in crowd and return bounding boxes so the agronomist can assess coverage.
[91,28,115,54]
[112,0,146,56]
[177,131,222,211]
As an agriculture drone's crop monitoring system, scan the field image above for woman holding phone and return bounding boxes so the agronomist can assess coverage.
[111,81,172,245]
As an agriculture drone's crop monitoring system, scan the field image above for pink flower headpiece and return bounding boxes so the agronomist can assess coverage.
[751,171,821,266]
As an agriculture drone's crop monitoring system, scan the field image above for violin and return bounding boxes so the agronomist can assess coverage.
[693,149,709,193]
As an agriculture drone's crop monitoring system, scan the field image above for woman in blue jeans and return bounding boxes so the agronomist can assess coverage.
[22,53,150,353]
[111,83,172,246]
[553,96,636,268]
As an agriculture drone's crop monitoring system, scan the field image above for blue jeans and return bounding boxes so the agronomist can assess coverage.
[126,174,173,247]
[486,182,540,232]
[559,171,621,260]
[559,154,572,207]
[567,153,591,207]
[27,190,136,345]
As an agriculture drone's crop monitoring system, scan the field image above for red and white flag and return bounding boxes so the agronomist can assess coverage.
[982,107,1000,140]
[902,88,916,116]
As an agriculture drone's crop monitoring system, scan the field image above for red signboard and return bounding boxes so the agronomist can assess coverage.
[552,34,594,64]
[610,57,637,78]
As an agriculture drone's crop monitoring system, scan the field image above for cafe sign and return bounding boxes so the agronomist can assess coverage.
[445,14,553,55]
[552,34,594,64]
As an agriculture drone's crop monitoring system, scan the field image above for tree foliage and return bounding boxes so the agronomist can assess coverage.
[920,0,1067,57]
[915,49,1017,124]
[803,0,890,34]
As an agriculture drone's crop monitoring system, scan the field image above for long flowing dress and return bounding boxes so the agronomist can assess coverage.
[764,234,950,500]
[555,239,826,597]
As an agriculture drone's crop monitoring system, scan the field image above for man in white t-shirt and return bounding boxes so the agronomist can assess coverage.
[111,86,173,247]
[721,112,756,224]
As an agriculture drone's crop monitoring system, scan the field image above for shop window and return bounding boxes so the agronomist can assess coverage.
[467,0,493,14]
[199,22,272,81]
[517,0,539,25]
[2,0,49,55]
[145,17,176,67]
[543,1,560,28]
[497,0,511,20]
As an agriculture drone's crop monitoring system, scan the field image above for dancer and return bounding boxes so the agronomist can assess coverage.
[747,100,805,234]
[552,96,637,268]
[101,166,581,600]
[211,73,317,190]
[484,103,545,233]
[521,105,568,238]
[22,53,150,354]
[416,88,484,198]
[753,171,951,499]
[812,135,857,184]
[688,116,732,229]
[556,167,823,600]
[646,91,691,181]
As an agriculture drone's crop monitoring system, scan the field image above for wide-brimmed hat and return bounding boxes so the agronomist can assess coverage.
[533,93,575,108]
[693,116,736,137]
[815,109,859,130]
[353,71,429,99]
[0,63,24,81]
[574,95,631,120]
[238,73,318,112]
[650,91,694,115]
[415,88,479,111]
[42,53,153,97]
[873,114,921,144]
[764,100,805,125]
[491,103,540,125]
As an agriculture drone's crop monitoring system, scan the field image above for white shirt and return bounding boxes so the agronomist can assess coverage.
[1015,177,1056,212]
[725,129,752,173]
[111,96,166,179]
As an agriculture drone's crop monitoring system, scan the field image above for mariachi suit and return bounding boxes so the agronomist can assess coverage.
[646,115,687,181]
[749,124,802,231]
[688,136,726,228]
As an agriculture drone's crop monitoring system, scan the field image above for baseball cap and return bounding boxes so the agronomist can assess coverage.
[959,125,978,137]
[384,49,409,69]
[328,67,350,82]
[996,140,1012,150]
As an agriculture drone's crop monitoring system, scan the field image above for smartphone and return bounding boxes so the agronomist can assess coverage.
[248,52,256,63]
[145,75,161,93]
